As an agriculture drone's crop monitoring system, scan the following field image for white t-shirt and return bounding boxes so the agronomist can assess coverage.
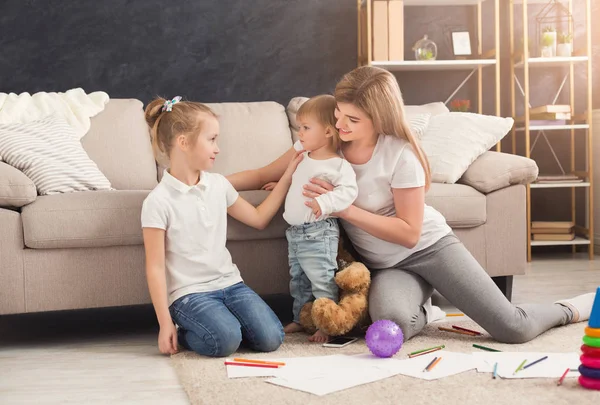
[141,170,243,305]
[340,135,452,269]
[284,143,358,226]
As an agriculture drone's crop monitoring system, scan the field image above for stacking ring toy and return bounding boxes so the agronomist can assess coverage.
[579,375,600,390]
[583,335,600,348]
[580,354,600,369]
[578,365,600,379]
[581,344,600,357]
[585,326,600,338]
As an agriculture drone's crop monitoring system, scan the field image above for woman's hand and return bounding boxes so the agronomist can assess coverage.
[302,178,352,219]
[158,323,179,355]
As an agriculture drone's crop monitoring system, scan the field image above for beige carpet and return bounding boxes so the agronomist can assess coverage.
[170,320,597,405]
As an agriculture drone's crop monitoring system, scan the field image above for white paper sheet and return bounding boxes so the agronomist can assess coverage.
[225,355,347,379]
[472,352,580,379]
[390,350,479,381]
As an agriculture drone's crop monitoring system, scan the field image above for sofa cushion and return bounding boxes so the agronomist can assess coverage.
[459,151,539,194]
[206,102,294,176]
[21,190,148,249]
[0,162,37,208]
[227,190,288,241]
[81,99,158,190]
[419,112,513,184]
[425,183,486,228]
[0,116,113,195]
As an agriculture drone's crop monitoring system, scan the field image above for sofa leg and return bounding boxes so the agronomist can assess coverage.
[492,276,513,302]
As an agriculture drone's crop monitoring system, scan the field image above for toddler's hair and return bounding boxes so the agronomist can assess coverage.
[144,97,216,160]
[297,94,340,150]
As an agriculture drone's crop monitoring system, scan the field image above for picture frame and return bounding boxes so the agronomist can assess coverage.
[451,31,472,56]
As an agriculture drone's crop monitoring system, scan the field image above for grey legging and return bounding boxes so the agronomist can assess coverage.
[368,233,573,343]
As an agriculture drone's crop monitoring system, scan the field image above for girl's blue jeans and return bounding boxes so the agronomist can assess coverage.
[169,282,284,357]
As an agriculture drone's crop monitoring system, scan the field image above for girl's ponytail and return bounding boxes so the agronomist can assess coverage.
[144,97,167,159]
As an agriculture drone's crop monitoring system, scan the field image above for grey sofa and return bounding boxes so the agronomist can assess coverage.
[0,99,538,315]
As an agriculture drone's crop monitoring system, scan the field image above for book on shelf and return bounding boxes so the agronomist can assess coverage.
[530,105,571,114]
[532,233,575,241]
[517,112,571,122]
[531,221,574,229]
[531,227,573,234]
[535,174,582,183]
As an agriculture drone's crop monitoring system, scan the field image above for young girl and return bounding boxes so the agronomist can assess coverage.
[141,96,302,357]
[277,95,358,343]
[227,67,595,344]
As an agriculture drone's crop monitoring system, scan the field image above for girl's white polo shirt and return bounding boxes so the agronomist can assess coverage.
[141,170,242,306]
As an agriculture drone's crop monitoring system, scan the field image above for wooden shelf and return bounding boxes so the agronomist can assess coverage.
[531,236,591,247]
[514,56,589,69]
[515,124,589,131]
[404,0,487,5]
[372,59,496,71]
[531,182,590,189]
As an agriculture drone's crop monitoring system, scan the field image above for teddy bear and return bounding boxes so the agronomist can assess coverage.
[298,232,371,336]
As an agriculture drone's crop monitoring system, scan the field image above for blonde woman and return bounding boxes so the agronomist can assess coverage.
[227,66,594,343]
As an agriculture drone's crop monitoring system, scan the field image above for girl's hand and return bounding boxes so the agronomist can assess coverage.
[158,323,179,355]
[261,181,278,191]
[281,150,305,181]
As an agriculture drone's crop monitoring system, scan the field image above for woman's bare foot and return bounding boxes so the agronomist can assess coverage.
[308,329,329,343]
[283,322,304,334]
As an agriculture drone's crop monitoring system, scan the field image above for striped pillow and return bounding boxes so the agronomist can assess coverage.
[0,116,112,195]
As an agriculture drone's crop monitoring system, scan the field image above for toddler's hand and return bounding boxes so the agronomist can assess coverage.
[306,199,322,219]
[261,181,278,191]
[158,323,179,355]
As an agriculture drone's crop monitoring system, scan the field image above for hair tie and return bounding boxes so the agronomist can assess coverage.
[162,96,182,112]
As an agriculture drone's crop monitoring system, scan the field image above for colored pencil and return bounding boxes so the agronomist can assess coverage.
[427,357,442,372]
[233,358,286,366]
[422,357,438,372]
[557,368,570,386]
[472,344,502,352]
[438,326,478,336]
[452,325,483,336]
[409,345,445,356]
[446,313,464,317]
[408,347,443,358]
[224,361,280,369]
[523,355,548,370]
[492,362,498,379]
[513,359,527,375]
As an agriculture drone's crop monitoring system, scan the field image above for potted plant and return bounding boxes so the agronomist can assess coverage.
[557,32,573,57]
[541,26,557,57]
[450,99,470,112]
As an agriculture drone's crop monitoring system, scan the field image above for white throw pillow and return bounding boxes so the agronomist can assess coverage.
[0,116,112,195]
[419,112,514,184]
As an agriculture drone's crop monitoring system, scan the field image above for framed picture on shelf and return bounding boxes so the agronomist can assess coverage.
[451,31,472,56]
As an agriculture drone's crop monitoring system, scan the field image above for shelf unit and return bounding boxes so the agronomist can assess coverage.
[508,0,594,259]
[357,0,502,149]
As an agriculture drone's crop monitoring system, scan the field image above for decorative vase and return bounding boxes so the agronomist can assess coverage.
[557,43,572,57]
[541,31,557,57]
[541,46,553,58]
[413,35,437,61]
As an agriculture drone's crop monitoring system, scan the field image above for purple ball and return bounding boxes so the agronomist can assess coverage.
[366,319,404,358]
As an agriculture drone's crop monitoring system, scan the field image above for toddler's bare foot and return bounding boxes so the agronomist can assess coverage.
[284,322,304,334]
[308,329,329,343]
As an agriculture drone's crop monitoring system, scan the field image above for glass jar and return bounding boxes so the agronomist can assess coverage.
[413,35,437,61]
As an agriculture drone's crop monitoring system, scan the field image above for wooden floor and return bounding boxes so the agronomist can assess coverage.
[1,253,599,404]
